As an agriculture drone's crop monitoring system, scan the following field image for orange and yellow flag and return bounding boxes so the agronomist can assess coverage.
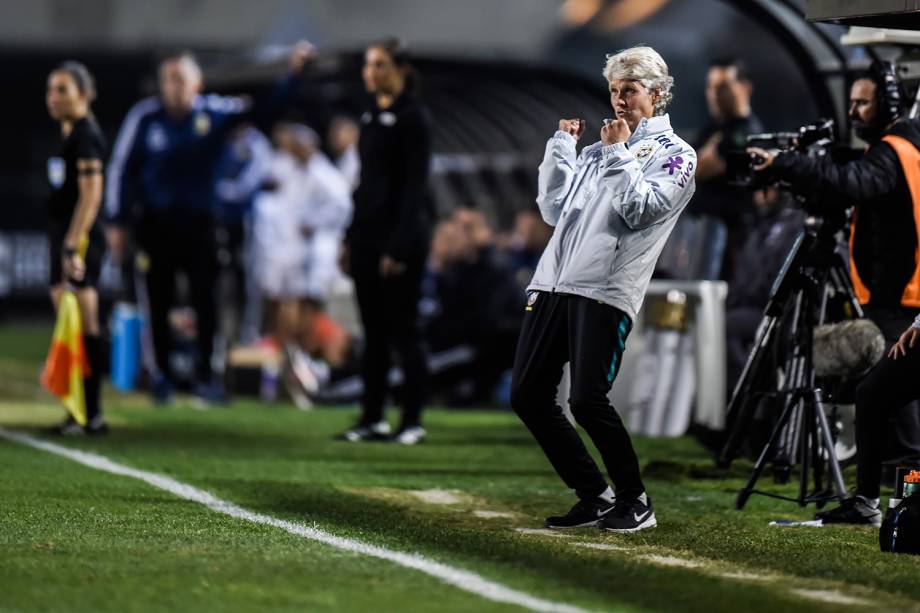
[40,290,90,425]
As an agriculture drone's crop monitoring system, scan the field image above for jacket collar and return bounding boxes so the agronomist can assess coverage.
[581,114,673,156]
[629,114,671,144]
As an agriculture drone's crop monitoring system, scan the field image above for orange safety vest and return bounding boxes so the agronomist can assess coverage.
[849,134,920,307]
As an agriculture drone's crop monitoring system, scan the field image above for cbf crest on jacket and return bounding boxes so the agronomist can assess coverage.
[527,114,697,320]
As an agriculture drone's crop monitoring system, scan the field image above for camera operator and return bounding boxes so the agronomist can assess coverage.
[692,57,764,280]
[750,63,920,525]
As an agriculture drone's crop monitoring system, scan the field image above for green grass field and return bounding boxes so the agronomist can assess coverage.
[2,322,920,612]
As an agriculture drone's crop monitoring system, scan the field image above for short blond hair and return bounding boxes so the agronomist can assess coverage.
[603,46,674,116]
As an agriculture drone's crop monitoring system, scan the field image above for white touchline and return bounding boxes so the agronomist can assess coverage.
[0,428,603,613]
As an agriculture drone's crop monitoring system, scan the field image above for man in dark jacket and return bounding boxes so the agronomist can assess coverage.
[106,44,312,405]
[750,66,920,525]
[692,57,764,280]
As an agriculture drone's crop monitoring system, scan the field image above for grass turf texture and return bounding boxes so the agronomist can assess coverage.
[2,322,920,612]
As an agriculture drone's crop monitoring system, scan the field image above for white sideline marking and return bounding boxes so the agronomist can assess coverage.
[515,528,572,538]
[407,489,465,505]
[473,510,517,519]
[570,542,632,552]
[640,555,704,569]
[0,428,598,613]
[717,571,770,582]
[790,589,870,606]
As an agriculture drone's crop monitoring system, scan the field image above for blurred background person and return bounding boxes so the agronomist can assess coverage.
[328,115,361,190]
[723,186,803,406]
[421,208,524,406]
[496,208,554,290]
[252,122,352,408]
[338,38,433,445]
[690,57,763,280]
[44,61,109,435]
[213,124,273,347]
[104,44,313,406]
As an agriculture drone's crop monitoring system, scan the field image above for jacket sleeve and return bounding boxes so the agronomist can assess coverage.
[105,99,152,224]
[770,143,900,205]
[384,108,432,261]
[535,131,578,227]
[600,142,697,230]
[210,74,302,136]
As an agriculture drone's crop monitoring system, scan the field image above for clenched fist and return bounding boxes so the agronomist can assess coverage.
[601,118,631,145]
[558,118,586,141]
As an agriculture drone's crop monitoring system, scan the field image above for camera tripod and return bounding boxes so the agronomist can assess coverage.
[718,214,863,510]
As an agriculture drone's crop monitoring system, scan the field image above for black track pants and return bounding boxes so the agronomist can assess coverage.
[510,292,644,501]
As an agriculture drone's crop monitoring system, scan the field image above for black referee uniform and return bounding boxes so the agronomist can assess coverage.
[347,92,433,433]
[47,115,107,424]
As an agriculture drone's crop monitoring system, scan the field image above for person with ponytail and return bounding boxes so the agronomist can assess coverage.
[45,61,108,435]
[338,38,433,445]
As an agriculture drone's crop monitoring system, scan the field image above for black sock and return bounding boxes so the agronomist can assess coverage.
[83,335,104,422]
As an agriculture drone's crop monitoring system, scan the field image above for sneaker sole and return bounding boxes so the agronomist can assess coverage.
[819,518,882,528]
[602,514,658,534]
[545,519,602,530]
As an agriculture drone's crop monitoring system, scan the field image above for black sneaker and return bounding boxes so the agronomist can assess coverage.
[335,420,392,442]
[544,497,616,529]
[815,496,881,527]
[47,416,85,436]
[600,496,657,533]
[85,416,110,436]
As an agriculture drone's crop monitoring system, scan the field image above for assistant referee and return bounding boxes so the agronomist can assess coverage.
[45,61,108,435]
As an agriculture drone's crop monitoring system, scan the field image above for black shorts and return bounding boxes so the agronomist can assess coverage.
[48,222,105,288]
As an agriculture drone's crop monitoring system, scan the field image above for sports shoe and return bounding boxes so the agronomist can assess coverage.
[151,373,174,406]
[393,426,426,445]
[283,370,314,411]
[85,415,110,436]
[544,497,616,529]
[335,420,392,442]
[815,496,882,527]
[193,380,229,408]
[286,345,331,395]
[48,416,85,436]
[600,496,657,533]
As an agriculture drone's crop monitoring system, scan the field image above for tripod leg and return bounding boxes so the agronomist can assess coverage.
[797,397,810,506]
[736,390,802,510]
[812,406,826,501]
[813,388,847,500]
[718,317,778,468]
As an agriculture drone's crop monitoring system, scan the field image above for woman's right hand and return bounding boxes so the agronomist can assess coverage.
[889,326,920,360]
[558,118,585,141]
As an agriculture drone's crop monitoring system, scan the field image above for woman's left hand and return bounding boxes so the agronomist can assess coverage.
[380,255,406,277]
[601,118,631,145]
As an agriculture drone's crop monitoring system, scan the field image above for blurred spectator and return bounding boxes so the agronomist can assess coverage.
[213,124,273,346]
[252,122,352,407]
[725,186,803,394]
[496,208,553,290]
[422,208,524,405]
[328,115,361,189]
[104,44,313,405]
[339,39,433,445]
[690,57,764,280]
